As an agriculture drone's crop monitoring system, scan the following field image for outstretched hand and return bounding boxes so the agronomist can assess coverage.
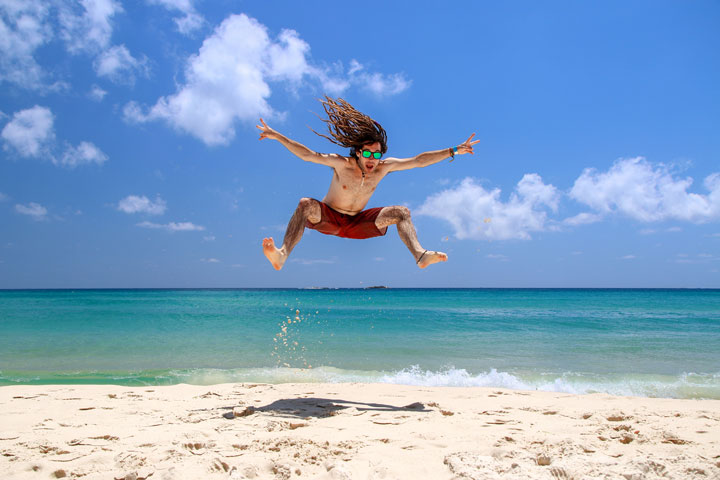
[256,118,279,141]
[456,133,480,155]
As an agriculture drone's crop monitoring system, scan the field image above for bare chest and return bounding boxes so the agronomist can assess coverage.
[332,167,383,196]
[322,165,386,214]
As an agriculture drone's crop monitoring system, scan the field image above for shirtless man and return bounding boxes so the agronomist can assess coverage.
[257,97,479,270]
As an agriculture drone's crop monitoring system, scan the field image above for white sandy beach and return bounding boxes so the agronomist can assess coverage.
[1,383,719,479]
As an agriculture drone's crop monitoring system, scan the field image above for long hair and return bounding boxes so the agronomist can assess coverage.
[311,96,387,155]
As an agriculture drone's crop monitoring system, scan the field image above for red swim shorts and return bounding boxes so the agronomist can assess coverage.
[306,201,388,239]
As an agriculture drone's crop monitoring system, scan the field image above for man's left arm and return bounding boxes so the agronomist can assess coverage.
[383,134,480,172]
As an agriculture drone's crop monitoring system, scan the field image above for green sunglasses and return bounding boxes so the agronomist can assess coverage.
[361,149,382,159]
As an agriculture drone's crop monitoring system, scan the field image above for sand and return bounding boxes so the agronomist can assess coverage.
[1,383,719,479]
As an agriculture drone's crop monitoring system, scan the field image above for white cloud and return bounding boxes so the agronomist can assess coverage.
[486,254,509,261]
[125,14,410,146]
[2,106,109,168]
[362,72,410,96]
[267,29,312,84]
[0,192,8,201]
[94,44,146,84]
[674,253,717,265]
[57,141,108,168]
[290,258,337,265]
[89,84,107,101]
[1,0,138,90]
[203,235,216,242]
[124,14,298,145]
[1,105,54,158]
[0,0,53,90]
[563,212,603,226]
[347,59,363,75]
[346,60,411,96]
[570,157,720,223]
[118,195,167,215]
[15,202,47,219]
[201,257,220,263]
[621,255,636,260]
[417,174,560,241]
[137,220,204,232]
[59,0,122,54]
[58,0,144,84]
[147,0,204,35]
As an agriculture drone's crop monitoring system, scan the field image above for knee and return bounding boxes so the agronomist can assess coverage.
[384,205,410,223]
[298,197,314,213]
[395,206,411,220]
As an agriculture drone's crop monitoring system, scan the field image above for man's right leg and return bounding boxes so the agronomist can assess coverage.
[263,198,321,270]
[375,206,447,268]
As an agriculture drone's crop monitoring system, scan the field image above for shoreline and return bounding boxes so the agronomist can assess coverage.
[2,383,719,479]
[3,366,719,400]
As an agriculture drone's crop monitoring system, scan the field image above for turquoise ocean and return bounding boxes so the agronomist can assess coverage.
[1,289,719,399]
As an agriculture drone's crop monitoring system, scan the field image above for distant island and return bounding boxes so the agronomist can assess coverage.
[365,286,388,289]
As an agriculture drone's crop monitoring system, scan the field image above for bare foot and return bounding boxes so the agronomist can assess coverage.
[416,250,448,269]
[262,237,287,271]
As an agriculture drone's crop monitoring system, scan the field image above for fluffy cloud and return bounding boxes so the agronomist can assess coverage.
[346,60,411,96]
[15,202,47,219]
[124,14,410,146]
[562,212,603,226]
[417,174,560,241]
[124,14,306,145]
[137,221,205,232]
[57,141,108,168]
[570,157,720,223]
[1,105,55,158]
[0,0,53,90]
[59,0,144,84]
[2,106,108,167]
[94,44,147,83]
[59,0,122,53]
[117,195,167,215]
[419,157,719,243]
[147,0,204,35]
[89,84,107,101]
[1,0,142,89]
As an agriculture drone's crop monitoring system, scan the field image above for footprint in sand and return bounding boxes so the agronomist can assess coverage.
[606,413,630,422]
[183,442,214,455]
[550,466,577,479]
[211,459,231,473]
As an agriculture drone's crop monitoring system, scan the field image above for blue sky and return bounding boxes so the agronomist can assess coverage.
[1,0,719,288]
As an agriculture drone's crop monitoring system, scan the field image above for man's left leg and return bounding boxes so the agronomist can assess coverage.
[263,197,321,270]
[375,206,447,268]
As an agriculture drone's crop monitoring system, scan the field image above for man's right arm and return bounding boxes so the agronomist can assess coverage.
[256,118,347,168]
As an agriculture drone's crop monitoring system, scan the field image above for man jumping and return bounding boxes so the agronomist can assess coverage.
[257,96,479,271]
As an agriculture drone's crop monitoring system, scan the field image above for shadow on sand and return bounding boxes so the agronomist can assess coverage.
[223,397,430,420]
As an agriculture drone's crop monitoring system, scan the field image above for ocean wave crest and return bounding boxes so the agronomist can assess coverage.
[2,366,719,399]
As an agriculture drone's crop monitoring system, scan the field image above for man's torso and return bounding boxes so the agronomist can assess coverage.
[321,157,391,215]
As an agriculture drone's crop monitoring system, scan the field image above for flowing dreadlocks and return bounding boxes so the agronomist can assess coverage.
[311,96,388,156]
